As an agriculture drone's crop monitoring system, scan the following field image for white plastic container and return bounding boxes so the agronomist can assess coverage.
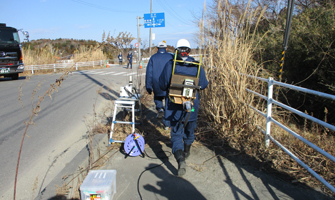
[80,170,117,200]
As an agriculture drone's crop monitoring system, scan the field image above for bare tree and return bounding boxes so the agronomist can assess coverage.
[104,31,136,59]
[109,31,135,50]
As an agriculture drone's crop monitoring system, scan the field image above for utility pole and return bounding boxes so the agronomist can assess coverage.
[149,0,153,56]
[137,16,143,66]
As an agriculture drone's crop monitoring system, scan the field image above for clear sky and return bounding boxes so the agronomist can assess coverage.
[2,0,207,48]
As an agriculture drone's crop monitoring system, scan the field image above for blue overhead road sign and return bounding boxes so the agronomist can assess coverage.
[144,12,165,28]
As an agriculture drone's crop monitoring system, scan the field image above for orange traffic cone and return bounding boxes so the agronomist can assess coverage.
[139,61,142,69]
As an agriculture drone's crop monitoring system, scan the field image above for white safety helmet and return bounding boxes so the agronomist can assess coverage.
[157,42,167,48]
[176,39,191,54]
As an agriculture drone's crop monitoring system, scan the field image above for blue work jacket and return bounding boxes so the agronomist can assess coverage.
[118,54,123,61]
[159,56,209,122]
[146,48,173,96]
[127,53,132,62]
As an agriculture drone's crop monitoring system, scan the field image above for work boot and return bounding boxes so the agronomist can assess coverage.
[174,150,186,176]
[156,108,164,119]
[184,144,191,159]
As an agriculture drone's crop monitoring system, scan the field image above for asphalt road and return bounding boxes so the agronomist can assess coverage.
[0,65,145,199]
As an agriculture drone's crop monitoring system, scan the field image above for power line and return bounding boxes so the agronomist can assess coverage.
[155,0,192,25]
[159,0,193,25]
[147,12,196,38]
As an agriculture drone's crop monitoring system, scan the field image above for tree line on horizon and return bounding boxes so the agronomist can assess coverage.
[22,35,180,61]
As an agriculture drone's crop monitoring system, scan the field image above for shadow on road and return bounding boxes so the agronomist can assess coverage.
[136,94,334,200]
[82,73,120,101]
[47,195,79,200]
[142,163,207,200]
[0,76,26,81]
[199,121,334,200]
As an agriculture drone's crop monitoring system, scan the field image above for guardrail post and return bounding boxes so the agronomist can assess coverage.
[76,63,78,70]
[93,61,95,68]
[54,64,56,73]
[31,65,34,74]
[265,77,274,148]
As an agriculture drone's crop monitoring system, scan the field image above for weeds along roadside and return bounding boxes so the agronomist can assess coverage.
[198,0,334,196]
[13,32,122,200]
[16,31,146,199]
[54,71,147,199]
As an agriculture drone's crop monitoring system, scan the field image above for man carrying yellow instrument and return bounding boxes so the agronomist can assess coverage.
[159,39,208,176]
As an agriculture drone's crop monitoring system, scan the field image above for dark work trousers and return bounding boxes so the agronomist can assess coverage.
[119,60,122,65]
[154,96,169,127]
[127,61,132,69]
[154,96,164,111]
[170,120,197,153]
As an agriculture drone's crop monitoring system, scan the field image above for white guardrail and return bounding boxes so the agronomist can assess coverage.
[244,74,335,193]
[24,60,109,74]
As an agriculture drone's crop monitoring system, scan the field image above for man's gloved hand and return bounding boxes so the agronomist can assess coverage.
[146,88,152,95]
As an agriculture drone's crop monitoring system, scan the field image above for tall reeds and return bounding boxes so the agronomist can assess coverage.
[72,45,106,62]
[198,0,264,147]
[198,0,335,195]
[22,44,106,65]
[22,44,60,65]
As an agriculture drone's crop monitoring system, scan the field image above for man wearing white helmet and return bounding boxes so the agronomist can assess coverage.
[159,39,209,176]
[146,41,173,120]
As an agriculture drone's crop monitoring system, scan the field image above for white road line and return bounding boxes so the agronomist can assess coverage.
[72,70,106,75]
[113,72,127,75]
[86,71,105,74]
[71,71,144,76]
[102,72,117,75]
[123,72,138,76]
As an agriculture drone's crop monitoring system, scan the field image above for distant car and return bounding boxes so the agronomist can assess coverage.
[0,23,28,80]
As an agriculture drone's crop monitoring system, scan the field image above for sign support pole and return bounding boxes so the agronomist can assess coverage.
[137,16,143,67]
[149,0,153,56]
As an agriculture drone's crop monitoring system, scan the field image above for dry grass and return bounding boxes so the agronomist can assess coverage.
[20,44,108,76]
[198,0,263,147]
[22,44,106,66]
[72,45,106,62]
[198,0,335,196]
[22,44,60,65]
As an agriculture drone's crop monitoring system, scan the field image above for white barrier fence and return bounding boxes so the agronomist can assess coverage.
[244,75,335,193]
[24,60,109,74]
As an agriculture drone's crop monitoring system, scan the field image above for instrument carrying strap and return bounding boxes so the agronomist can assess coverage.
[174,111,192,133]
[171,51,202,131]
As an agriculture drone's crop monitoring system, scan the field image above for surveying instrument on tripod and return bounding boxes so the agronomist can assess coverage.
[109,75,145,157]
